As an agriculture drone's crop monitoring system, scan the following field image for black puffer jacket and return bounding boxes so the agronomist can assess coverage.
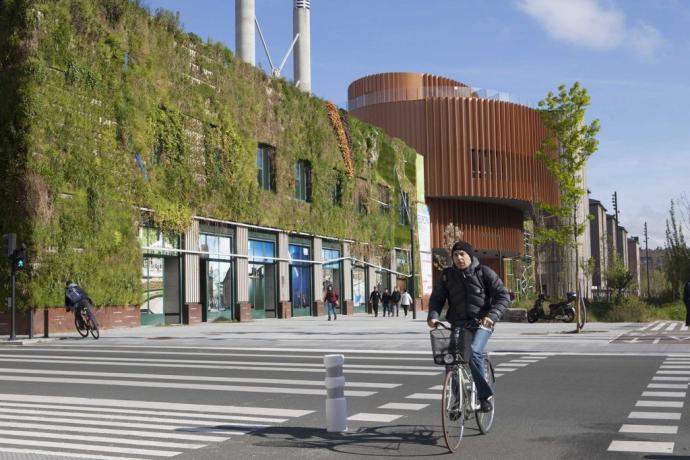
[427,257,510,325]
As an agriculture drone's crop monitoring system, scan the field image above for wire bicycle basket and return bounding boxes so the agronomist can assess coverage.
[430,327,473,366]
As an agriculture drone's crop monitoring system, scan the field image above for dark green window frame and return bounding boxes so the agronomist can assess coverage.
[295,159,312,202]
[257,144,276,192]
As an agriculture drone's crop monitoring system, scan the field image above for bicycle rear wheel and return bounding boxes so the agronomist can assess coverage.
[74,313,88,338]
[441,369,464,452]
[475,358,495,434]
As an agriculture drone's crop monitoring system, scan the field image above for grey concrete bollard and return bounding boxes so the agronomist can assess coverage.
[324,354,347,432]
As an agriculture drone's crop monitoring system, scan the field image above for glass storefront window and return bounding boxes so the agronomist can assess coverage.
[322,248,341,312]
[139,226,181,326]
[352,266,367,313]
[200,232,235,321]
[289,243,312,316]
[249,238,277,319]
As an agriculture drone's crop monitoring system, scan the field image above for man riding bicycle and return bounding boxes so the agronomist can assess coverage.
[64,281,95,328]
[427,240,510,413]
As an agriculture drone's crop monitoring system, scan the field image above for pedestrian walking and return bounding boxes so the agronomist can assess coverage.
[392,287,401,317]
[400,288,413,317]
[683,281,690,326]
[324,284,339,321]
[369,286,381,317]
[381,288,392,317]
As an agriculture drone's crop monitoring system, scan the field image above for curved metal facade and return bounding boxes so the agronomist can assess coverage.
[348,72,559,260]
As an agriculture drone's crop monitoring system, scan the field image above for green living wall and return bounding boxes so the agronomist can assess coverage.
[0,0,418,309]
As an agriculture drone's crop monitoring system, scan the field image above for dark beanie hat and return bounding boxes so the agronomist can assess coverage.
[451,240,474,259]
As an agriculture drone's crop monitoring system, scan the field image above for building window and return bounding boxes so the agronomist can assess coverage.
[399,191,410,225]
[379,185,390,214]
[295,159,312,202]
[257,144,276,192]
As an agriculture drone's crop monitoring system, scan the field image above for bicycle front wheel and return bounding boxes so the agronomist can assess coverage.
[441,369,464,452]
[89,320,100,339]
[475,358,495,434]
[74,314,88,338]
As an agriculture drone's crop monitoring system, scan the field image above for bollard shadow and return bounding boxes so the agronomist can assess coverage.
[247,424,486,457]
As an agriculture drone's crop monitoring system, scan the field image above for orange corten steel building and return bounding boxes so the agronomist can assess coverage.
[348,72,559,277]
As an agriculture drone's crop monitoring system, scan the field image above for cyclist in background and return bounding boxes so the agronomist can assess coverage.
[427,240,510,412]
[65,281,95,328]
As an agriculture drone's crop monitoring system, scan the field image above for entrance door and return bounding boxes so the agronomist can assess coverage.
[289,243,312,317]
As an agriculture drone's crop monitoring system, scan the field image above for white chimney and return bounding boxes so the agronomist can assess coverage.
[235,0,255,65]
[293,0,311,94]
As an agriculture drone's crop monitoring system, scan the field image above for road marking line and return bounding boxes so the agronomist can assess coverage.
[0,376,375,397]
[608,440,673,453]
[0,402,286,423]
[0,394,312,418]
[0,414,249,434]
[348,413,403,422]
[628,412,681,420]
[657,370,690,375]
[428,385,443,391]
[405,393,440,400]
[0,367,399,389]
[652,376,690,382]
[378,403,428,411]
[0,429,204,449]
[504,363,529,367]
[653,338,661,344]
[494,373,504,377]
[635,401,684,408]
[0,438,180,457]
[0,448,141,460]
[665,323,678,331]
[639,322,659,331]
[641,391,686,398]
[0,358,438,376]
[651,322,666,331]
[0,354,435,371]
[648,383,688,389]
[9,348,432,362]
[619,424,678,434]
[0,407,270,428]
[511,360,540,363]
[681,325,688,331]
[494,367,517,372]
[0,421,229,442]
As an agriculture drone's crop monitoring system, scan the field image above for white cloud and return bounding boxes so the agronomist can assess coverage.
[516,0,664,58]
[628,23,664,59]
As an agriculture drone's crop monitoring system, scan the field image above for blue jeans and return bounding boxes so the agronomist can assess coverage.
[453,322,493,400]
[326,301,337,317]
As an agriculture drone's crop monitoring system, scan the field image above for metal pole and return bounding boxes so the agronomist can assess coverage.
[644,222,650,298]
[409,223,416,319]
[10,270,16,341]
[574,202,581,333]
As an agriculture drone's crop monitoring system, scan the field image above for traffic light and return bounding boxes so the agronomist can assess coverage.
[11,244,27,272]
[2,233,16,260]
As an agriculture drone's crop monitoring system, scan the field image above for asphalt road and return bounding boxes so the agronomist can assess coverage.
[0,317,689,460]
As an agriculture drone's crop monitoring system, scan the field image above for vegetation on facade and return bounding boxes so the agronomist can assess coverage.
[0,0,417,309]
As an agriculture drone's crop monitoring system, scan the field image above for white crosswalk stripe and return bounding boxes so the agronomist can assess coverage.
[0,394,310,459]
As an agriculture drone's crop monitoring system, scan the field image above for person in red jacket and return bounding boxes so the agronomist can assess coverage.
[324,284,339,321]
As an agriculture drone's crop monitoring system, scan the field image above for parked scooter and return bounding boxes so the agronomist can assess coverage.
[527,292,577,323]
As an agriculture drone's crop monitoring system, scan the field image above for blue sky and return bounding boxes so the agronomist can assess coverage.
[144,0,690,248]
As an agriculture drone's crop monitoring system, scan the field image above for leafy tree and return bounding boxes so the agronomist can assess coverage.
[663,199,690,298]
[534,82,600,248]
[605,255,633,304]
[533,82,600,330]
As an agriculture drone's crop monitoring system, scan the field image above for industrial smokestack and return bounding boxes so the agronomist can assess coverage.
[235,0,255,65]
[293,0,311,93]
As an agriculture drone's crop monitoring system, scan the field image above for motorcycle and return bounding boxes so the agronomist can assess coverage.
[527,292,577,323]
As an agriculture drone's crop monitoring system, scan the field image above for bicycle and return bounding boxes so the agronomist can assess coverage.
[430,322,495,453]
[74,303,99,340]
